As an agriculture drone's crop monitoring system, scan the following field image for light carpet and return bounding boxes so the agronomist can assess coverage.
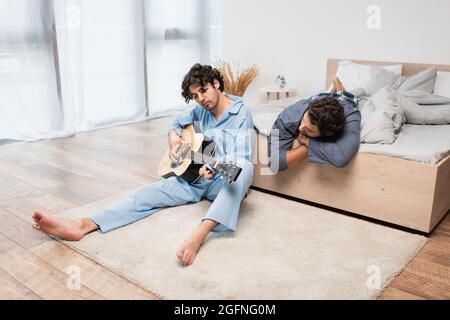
[57,189,426,299]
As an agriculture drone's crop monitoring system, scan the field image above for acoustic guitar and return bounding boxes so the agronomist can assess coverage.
[158,124,242,183]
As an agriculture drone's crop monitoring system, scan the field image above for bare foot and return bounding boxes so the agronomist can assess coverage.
[176,220,218,266]
[335,77,345,91]
[176,235,203,266]
[328,79,337,93]
[32,211,98,241]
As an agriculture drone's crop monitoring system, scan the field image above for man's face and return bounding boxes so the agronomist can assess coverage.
[188,80,220,112]
[299,111,321,138]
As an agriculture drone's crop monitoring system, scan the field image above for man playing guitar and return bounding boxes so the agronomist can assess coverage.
[32,63,255,266]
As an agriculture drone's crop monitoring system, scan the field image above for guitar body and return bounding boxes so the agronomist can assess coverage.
[158,124,242,183]
[158,125,215,183]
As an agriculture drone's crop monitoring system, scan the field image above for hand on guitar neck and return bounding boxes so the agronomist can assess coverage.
[199,165,214,180]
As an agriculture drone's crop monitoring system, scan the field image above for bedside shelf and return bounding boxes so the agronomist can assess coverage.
[260,86,296,100]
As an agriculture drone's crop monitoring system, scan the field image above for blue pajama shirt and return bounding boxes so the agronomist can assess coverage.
[90,94,255,233]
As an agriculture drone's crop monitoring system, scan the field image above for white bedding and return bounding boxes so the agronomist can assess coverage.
[359,124,450,164]
[359,88,450,144]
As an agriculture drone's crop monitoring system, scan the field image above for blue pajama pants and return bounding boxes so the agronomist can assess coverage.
[312,91,358,107]
[90,160,254,233]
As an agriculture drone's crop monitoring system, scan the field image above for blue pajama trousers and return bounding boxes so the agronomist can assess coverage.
[90,160,254,233]
[312,91,358,107]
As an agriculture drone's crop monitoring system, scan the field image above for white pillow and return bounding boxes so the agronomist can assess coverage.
[336,60,403,91]
[396,93,450,125]
[364,65,402,96]
[433,71,450,98]
[384,64,403,75]
[360,87,404,144]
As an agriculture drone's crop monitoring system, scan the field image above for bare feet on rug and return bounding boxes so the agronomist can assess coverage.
[32,211,98,241]
[176,219,218,266]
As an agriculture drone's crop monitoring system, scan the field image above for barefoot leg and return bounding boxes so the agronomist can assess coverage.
[335,77,345,91]
[328,78,338,93]
[32,211,98,241]
[176,219,218,266]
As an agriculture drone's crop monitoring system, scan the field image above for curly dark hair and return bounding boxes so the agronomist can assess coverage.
[181,63,225,103]
[307,97,345,141]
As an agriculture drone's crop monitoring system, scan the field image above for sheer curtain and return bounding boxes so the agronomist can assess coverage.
[0,0,222,144]
[0,0,62,143]
[144,0,223,116]
[53,0,147,133]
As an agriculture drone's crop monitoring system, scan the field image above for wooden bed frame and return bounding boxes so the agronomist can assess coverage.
[251,59,450,233]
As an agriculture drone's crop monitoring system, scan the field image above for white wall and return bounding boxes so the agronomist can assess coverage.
[222,0,450,106]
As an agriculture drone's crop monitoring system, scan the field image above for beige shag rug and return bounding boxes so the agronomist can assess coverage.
[57,189,426,299]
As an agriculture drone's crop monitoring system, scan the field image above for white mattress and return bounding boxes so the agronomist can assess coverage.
[359,124,450,164]
[252,110,450,165]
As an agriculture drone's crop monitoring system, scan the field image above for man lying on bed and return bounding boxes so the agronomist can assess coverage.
[268,78,361,172]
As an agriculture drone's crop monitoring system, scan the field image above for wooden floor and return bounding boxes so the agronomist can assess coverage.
[0,117,449,300]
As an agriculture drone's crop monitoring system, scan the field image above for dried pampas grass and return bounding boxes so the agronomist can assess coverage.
[215,60,259,97]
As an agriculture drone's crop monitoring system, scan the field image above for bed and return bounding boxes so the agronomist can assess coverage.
[251,59,450,233]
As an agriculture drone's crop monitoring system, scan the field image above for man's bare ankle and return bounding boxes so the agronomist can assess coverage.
[80,218,99,235]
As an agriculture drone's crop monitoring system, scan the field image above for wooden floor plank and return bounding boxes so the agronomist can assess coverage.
[414,235,450,267]
[405,258,450,287]
[0,146,41,167]
[0,268,42,300]
[378,286,425,300]
[386,270,450,300]
[21,142,156,186]
[434,218,450,238]
[0,186,17,202]
[30,241,161,300]
[0,171,40,198]
[0,196,56,223]
[0,234,103,300]
[0,208,50,250]
[22,189,81,214]
[50,133,153,164]
[43,137,159,178]
[0,158,61,189]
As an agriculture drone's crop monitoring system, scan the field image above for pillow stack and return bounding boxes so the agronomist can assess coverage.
[336,60,450,104]
[336,60,450,144]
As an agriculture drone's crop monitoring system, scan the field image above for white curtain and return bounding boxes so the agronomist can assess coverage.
[0,0,62,143]
[53,0,147,133]
[0,0,222,144]
[144,0,223,116]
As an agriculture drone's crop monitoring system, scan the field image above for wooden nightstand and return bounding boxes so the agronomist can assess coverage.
[260,86,296,100]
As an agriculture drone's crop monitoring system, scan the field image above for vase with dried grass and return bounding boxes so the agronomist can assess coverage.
[215,60,259,97]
